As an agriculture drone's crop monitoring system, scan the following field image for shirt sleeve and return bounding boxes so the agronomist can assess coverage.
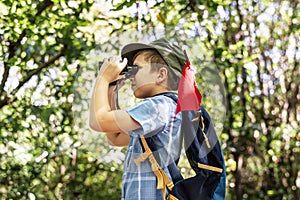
[126,96,172,136]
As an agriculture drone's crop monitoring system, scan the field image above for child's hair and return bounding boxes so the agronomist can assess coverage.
[133,50,180,90]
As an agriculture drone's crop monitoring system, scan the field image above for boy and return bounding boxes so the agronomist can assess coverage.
[89,38,187,199]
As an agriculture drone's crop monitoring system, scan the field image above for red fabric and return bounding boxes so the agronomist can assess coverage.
[176,61,202,114]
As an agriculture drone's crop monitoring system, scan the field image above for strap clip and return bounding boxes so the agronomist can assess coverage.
[134,152,151,166]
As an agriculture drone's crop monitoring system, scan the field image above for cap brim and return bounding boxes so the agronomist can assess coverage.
[121,43,155,65]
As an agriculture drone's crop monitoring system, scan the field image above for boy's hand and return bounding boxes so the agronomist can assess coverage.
[98,56,127,83]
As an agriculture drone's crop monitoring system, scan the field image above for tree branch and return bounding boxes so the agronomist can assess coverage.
[0,0,54,103]
[0,50,65,109]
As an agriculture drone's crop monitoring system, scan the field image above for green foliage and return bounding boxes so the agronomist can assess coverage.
[0,0,299,199]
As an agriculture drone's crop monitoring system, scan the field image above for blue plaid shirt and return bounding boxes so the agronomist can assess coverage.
[122,94,182,200]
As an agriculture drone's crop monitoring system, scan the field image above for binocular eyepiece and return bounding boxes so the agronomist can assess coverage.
[98,61,139,85]
[119,65,139,79]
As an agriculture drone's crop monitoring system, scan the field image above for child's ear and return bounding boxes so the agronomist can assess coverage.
[156,67,168,83]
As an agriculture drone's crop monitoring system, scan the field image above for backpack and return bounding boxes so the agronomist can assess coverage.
[134,93,226,200]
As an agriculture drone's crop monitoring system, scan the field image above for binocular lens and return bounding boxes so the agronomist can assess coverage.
[98,61,139,85]
[98,61,138,78]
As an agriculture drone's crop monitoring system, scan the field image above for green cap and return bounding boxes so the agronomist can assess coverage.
[121,38,188,74]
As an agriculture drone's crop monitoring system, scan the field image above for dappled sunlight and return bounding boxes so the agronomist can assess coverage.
[0,0,299,199]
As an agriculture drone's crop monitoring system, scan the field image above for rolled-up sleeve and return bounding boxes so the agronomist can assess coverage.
[126,97,170,136]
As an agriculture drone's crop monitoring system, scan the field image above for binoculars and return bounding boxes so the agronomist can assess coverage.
[98,61,139,85]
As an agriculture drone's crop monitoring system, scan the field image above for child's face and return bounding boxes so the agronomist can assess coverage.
[130,54,159,98]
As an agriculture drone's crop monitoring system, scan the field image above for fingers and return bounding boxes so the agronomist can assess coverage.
[104,56,127,71]
[99,56,127,83]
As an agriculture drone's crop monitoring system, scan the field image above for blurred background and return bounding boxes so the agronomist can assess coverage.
[0,0,299,199]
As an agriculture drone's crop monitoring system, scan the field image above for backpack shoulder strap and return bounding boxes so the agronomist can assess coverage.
[161,92,178,103]
[134,136,174,198]
[134,93,183,197]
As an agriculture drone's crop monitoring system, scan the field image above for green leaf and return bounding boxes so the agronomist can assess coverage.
[114,0,135,11]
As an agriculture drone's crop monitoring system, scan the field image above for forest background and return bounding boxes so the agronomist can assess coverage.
[0,0,299,199]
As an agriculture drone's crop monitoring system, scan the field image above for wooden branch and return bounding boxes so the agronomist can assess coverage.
[0,62,9,97]
[35,0,54,20]
[16,51,64,96]
[0,0,54,104]
[0,50,65,109]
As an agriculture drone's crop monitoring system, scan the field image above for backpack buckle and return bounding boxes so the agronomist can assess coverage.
[134,152,151,166]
